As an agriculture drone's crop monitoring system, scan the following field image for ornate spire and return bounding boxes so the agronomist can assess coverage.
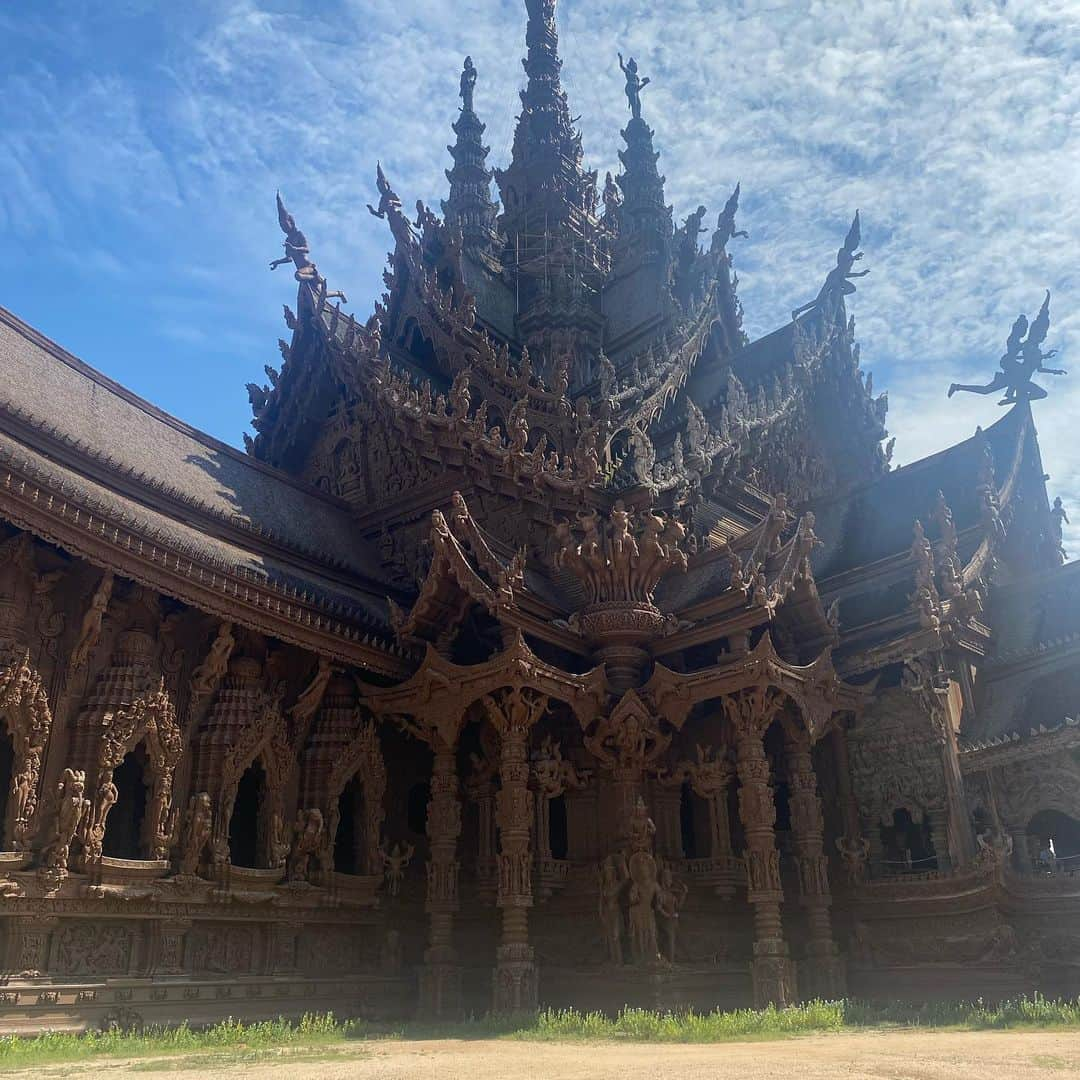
[443,56,499,251]
[495,0,598,245]
[613,54,671,260]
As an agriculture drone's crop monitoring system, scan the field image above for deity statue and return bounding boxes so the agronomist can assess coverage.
[286,808,325,882]
[835,834,871,886]
[190,621,235,697]
[380,841,415,896]
[69,571,114,673]
[83,778,118,863]
[269,810,291,870]
[791,211,868,321]
[269,193,316,281]
[459,55,477,113]
[627,795,656,853]
[602,172,622,228]
[712,182,749,253]
[618,54,651,122]
[1050,496,1069,558]
[655,864,688,963]
[40,769,90,872]
[948,292,1066,404]
[367,162,416,248]
[598,852,628,965]
[177,792,213,876]
[290,657,336,723]
[627,849,660,964]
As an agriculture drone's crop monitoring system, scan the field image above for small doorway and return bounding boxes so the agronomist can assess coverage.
[102,746,149,859]
[230,760,267,868]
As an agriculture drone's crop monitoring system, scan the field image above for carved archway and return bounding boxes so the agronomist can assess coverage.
[215,696,291,869]
[0,650,52,851]
[91,682,182,862]
[322,715,387,876]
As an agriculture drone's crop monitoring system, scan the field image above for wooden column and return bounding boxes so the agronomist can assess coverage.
[729,689,795,1007]
[786,736,844,1000]
[483,688,546,1013]
[418,732,462,1018]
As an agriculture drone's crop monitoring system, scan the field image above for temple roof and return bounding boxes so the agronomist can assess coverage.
[0,306,408,674]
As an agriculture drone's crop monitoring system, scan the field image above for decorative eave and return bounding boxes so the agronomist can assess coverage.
[0,434,412,679]
[390,493,521,645]
[960,715,1080,771]
[654,506,836,659]
[364,629,608,742]
[644,631,865,741]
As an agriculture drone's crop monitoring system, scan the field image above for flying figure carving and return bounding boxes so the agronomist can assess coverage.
[791,211,868,321]
[948,291,1066,405]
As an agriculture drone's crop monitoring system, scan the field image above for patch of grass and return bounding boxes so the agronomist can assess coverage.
[0,1012,359,1069]
[2,994,1080,1067]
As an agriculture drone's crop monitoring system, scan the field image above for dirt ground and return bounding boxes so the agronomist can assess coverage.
[11,1029,1080,1079]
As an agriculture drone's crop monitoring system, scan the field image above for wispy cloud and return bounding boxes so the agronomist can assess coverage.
[1,0,1077,543]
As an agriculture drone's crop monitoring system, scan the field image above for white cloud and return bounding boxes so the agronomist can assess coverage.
[1,0,1078,544]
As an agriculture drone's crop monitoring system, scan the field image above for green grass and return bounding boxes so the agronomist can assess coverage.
[1,995,1080,1068]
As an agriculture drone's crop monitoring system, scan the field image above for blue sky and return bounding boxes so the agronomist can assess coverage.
[2,0,1078,546]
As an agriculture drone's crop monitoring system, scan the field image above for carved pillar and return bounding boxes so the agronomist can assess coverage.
[730,692,795,1007]
[418,733,462,1018]
[484,688,546,1013]
[654,785,682,858]
[707,789,733,858]
[786,738,844,1000]
[926,807,952,873]
[474,781,498,899]
[494,720,536,1012]
[831,724,861,841]
[534,788,552,861]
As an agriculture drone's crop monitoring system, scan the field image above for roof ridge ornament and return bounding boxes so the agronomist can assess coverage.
[791,210,868,322]
[948,290,1066,406]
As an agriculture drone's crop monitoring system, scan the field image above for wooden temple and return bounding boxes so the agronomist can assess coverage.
[0,0,1076,1031]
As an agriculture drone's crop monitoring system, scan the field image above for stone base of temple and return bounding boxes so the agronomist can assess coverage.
[751,947,797,1008]
[799,944,847,1001]
[0,973,412,1036]
[493,944,538,1013]
[417,960,463,1019]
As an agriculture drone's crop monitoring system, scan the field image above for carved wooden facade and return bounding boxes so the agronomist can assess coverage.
[0,0,1075,1032]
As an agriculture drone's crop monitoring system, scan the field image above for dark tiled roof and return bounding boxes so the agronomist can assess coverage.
[812,403,1029,580]
[0,307,390,588]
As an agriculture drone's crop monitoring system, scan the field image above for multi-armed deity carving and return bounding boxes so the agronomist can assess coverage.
[380,841,415,896]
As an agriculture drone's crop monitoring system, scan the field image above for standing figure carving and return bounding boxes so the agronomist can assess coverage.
[655,865,688,963]
[459,55,477,112]
[381,841,415,896]
[618,54,651,121]
[286,808,325,882]
[598,852,628,965]
[40,769,90,872]
[190,621,235,697]
[69,571,114,673]
[627,850,659,964]
[177,793,213,877]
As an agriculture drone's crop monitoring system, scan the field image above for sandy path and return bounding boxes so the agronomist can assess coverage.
[11,1029,1080,1079]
